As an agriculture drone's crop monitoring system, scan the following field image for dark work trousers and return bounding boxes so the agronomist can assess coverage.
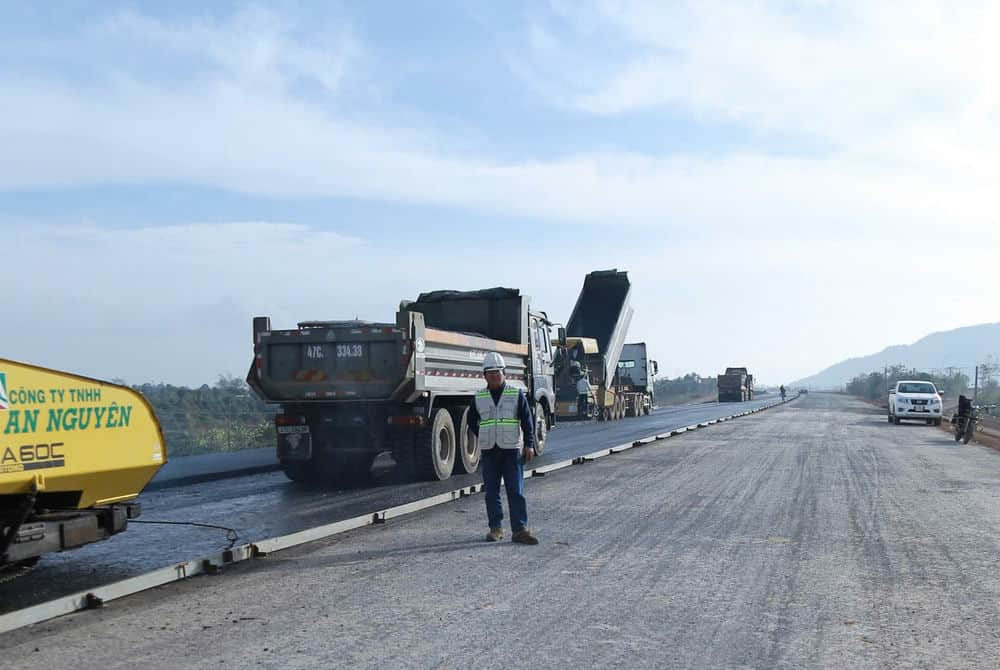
[480,446,528,531]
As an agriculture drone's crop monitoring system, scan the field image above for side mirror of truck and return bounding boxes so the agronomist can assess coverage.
[557,327,567,347]
[888,388,896,394]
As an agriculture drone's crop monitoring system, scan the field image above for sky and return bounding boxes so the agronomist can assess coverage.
[2,1,999,387]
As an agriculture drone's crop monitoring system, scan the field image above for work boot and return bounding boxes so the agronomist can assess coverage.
[511,528,539,545]
[485,527,504,542]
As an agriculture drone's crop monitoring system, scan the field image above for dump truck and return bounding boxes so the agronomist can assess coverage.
[1,359,166,567]
[718,367,754,402]
[248,288,560,485]
[615,343,659,416]
[556,270,635,421]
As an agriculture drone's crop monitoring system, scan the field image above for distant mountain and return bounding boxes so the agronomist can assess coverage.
[791,322,1000,390]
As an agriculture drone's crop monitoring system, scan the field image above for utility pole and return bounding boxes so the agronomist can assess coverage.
[974,364,980,401]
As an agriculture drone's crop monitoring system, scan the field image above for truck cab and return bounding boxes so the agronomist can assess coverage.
[888,380,943,425]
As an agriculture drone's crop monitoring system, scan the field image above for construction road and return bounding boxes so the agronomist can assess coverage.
[6,393,1000,669]
[0,395,777,612]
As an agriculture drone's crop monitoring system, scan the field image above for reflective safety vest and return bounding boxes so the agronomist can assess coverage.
[475,385,524,450]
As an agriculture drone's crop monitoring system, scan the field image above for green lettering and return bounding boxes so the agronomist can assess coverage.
[62,408,79,431]
[118,405,132,427]
[78,407,92,430]
[47,409,64,432]
[94,406,107,429]
[22,410,38,433]
[4,411,21,434]
[107,404,119,429]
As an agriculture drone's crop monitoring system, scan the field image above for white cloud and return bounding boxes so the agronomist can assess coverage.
[2,4,999,240]
[4,221,996,387]
[3,5,999,386]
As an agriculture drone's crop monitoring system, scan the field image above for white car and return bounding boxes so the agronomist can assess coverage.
[888,380,944,425]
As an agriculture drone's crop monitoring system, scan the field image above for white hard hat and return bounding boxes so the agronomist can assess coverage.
[482,352,506,372]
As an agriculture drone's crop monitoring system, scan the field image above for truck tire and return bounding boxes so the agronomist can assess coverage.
[452,407,481,474]
[887,413,893,424]
[893,415,901,425]
[534,412,547,456]
[280,460,311,483]
[416,408,457,481]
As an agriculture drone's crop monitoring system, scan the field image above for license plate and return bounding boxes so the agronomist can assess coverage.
[279,432,312,460]
[277,425,310,434]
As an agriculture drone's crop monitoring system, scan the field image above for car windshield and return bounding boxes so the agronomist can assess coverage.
[899,382,936,394]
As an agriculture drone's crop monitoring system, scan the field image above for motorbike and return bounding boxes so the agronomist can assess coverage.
[952,399,998,445]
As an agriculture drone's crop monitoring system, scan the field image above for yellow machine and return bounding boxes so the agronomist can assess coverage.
[1,359,167,565]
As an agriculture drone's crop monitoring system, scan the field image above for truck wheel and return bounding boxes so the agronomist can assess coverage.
[416,408,456,480]
[643,404,650,416]
[887,413,893,424]
[893,415,901,425]
[534,412,547,456]
[452,407,480,474]
[280,460,311,483]
[934,419,942,426]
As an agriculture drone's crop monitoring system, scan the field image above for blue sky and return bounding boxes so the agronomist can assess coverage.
[2,1,999,386]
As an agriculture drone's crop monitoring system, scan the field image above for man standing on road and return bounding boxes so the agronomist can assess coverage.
[468,352,539,545]
[780,385,786,401]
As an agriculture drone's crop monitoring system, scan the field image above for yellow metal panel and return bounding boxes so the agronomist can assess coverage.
[0,359,167,508]
[424,327,529,356]
[562,337,600,354]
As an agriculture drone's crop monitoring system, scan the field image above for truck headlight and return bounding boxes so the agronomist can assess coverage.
[896,398,908,405]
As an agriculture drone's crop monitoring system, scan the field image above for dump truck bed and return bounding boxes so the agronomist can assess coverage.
[0,359,167,509]
[250,290,533,404]
[566,270,634,385]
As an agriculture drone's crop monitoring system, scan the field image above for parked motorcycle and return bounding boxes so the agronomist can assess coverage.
[951,396,998,444]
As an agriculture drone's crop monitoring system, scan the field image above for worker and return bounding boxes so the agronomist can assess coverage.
[468,352,539,545]
[780,385,786,401]
[571,361,590,417]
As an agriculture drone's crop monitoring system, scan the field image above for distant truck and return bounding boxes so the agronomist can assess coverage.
[615,343,659,416]
[556,270,635,421]
[0,359,166,567]
[718,367,754,402]
[888,380,943,425]
[248,288,560,485]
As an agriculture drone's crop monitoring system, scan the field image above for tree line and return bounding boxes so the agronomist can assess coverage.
[845,357,1000,408]
[131,375,274,457]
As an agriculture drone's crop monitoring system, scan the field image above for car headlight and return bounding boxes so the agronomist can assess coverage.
[930,398,940,405]
[896,398,908,405]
